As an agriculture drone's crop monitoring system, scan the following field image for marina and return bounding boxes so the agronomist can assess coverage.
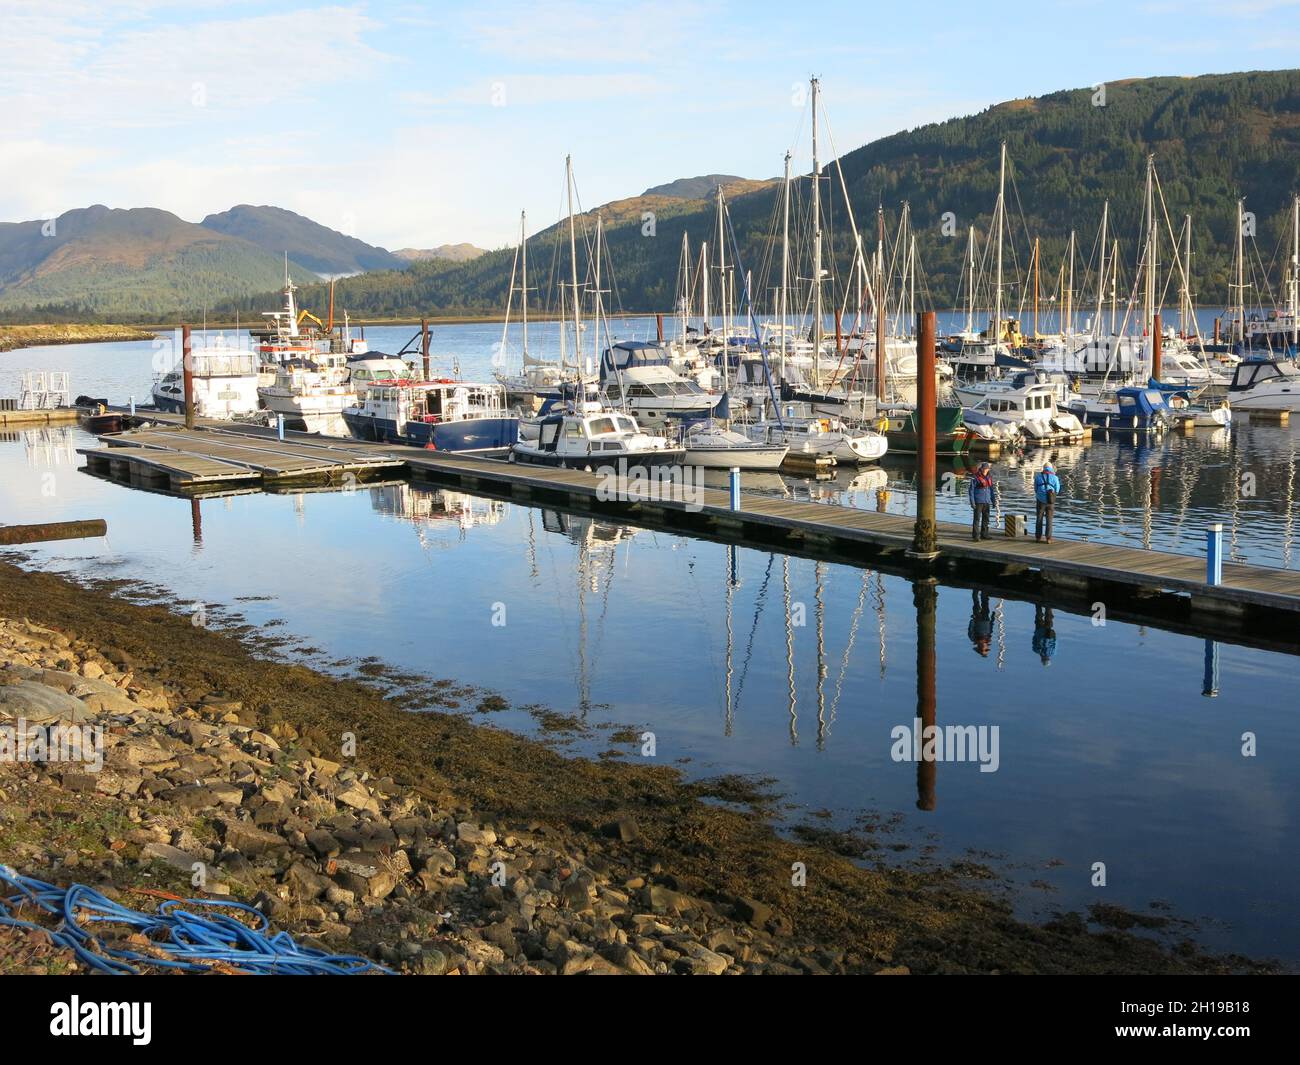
[2,1,1299,1002]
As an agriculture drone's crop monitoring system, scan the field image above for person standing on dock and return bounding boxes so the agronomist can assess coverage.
[1034,462,1061,543]
[968,462,999,541]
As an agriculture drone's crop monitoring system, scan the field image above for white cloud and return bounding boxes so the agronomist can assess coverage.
[0,4,388,135]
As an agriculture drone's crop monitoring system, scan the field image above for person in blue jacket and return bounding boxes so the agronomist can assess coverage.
[1033,462,1062,543]
[967,462,999,541]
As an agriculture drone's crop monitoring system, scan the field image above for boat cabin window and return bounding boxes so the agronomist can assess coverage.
[539,422,559,451]
[615,416,636,432]
[565,420,584,441]
[586,416,618,436]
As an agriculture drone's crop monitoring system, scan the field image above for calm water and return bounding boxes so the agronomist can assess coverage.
[2,323,1299,966]
[3,315,1298,568]
[1,422,1298,965]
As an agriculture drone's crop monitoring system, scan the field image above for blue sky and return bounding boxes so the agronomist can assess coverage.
[0,0,1296,249]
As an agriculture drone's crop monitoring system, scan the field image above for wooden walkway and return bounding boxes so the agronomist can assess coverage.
[402,451,1300,615]
[96,408,1300,616]
[80,426,403,490]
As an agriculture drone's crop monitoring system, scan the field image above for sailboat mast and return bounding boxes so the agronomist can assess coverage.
[781,150,791,383]
[995,141,1006,343]
[565,155,582,383]
[520,211,529,359]
[679,232,689,342]
[1111,238,1119,336]
[1291,193,1299,347]
[1033,237,1040,338]
[965,225,975,334]
[1096,201,1109,336]
[701,241,710,332]
[1181,215,1192,334]
[1236,197,1246,343]
[1144,155,1157,340]
[593,213,604,354]
[811,76,823,383]
[908,234,916,330]
[1066,230,1075,336]
[717,185,729,395]
[874,206,885,401]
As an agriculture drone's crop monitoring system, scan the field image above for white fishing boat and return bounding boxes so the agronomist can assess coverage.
[511,404,684,469]
[682,423,788,469]
[257,353,355,434]
[151,336,263,419]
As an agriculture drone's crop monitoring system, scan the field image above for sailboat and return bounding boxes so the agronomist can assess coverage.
[734,78,888,465]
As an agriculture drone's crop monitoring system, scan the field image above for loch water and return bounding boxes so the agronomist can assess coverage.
[2,319,1298,966]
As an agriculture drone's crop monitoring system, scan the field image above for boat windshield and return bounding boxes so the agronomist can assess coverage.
[586,416,621,436]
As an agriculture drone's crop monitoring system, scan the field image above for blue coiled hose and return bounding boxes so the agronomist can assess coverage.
[0,866,392,975]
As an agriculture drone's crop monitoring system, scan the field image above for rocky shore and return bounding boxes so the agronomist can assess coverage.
[0,324,156,353]
[0,562,1273,975]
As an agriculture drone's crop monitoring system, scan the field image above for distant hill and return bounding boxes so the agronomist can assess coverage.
[393,244,489,263]
[237,69,1299,320]
[0,206,318,318]
[200,205,406,275]
[643,174,755,199]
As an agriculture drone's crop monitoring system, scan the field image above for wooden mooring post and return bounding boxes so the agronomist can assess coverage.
[0,520,107,545]
[909,310,939,560]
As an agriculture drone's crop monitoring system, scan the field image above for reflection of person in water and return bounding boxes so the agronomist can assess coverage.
[1032,605,1056,665]
[968,590,992,657]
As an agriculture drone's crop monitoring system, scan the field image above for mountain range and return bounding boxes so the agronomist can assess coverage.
[3,69,1298,324]
[218,69,1300,324]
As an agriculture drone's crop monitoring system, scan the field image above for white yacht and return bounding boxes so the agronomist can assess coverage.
[1225,356,1300,410]
[511,404,683,469]
[598,341,722,428]
[682,423,788,469]
[741,415,887,466]
[959,379,1086,442]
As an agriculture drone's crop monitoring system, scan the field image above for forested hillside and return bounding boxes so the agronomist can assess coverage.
[236,70,1300,323]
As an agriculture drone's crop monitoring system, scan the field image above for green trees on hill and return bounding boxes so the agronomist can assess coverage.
[3,70,1297,325]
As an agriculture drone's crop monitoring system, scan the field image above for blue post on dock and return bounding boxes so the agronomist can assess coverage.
[277,413,286,442]
[729,467,741,511]
[1206,523,1224,586]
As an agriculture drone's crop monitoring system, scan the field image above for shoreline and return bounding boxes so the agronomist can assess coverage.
[0,324,157,353]
[0,559,1276,974]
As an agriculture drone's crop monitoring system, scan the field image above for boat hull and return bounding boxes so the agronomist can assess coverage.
[342,413,518,455]
[511,448,684,470]
[682,444,788,470]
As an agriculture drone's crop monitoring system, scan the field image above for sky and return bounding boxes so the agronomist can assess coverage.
[0,0,1296,250]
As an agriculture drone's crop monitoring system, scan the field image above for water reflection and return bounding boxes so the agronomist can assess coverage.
[5,428,1300,963]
